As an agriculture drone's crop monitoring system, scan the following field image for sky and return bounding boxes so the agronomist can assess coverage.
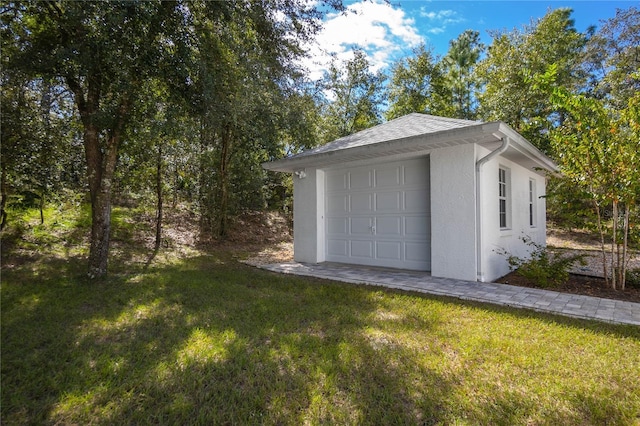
[303,0,636,80]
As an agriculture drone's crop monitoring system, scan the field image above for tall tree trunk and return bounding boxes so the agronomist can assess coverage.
[198,116,214,233]
[85,126,121,278]
[217,125,232,238]
[68,70,130,278]
[39,80,53,226]
[39,192,45,225]
[593,198,610,288]
[621,204,630,290]
[611,200,618,289]
[172,161,178,209]
[155,143,163,251]
[0,167,8,231]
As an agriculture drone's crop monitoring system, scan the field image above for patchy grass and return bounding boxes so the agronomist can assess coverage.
[2,206,640,425]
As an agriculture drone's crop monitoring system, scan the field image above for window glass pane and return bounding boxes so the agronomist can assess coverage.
[529,179,536,227]
[499,168,508,228]
[529,204,534,226]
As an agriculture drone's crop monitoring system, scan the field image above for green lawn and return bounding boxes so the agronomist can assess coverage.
[2,208,640,425]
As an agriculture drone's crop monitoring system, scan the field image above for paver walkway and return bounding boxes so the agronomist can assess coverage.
[256,262,640,326]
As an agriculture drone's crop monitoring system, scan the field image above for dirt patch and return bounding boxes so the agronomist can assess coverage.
[547,226,604,251]
[496,271,640,303]
[197,210,293,257]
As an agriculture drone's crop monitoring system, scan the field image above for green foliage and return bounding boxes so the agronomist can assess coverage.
[440,30,484,119]
[2,0,345,265]
[385,44,446,120]
[321,49,386,141]
[477,8,587,153]
[582,7,640,106]
[626,268,640,289]
[535,65,640,289]
[500,236,586,288]
[385,33,484,121]
[545,176,598,230]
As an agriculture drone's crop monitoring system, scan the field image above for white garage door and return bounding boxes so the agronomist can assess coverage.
[325,157,431,270]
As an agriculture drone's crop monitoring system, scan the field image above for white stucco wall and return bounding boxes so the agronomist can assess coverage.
[478,149,547,282]
[430,144,478,281]
[291,143,548,283]
[292,168,325,263]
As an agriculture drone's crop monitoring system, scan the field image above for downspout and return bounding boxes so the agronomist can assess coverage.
[475,136,509,281]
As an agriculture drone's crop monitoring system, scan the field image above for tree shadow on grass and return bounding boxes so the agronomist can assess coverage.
[2,252,639,424]
[1,255,457,425]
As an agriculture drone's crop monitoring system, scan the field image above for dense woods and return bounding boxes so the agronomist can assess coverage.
[1,2,638,284]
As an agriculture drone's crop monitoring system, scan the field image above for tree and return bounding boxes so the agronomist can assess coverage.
[582,6,640,105]
[477,8,587,152]
[4,1,192,277]
[5,0,343,275]
[440,30,484,120]
[536,66,640,290]
[321,49,386,141]
[385,44,446,120]
[0,70,78,229]
[189,1,336,237]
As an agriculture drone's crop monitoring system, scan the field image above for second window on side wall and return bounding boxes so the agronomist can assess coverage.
[499,167,509,229]
[529,178,537,227]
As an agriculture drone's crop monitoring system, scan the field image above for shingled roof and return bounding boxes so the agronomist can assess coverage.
[263,113,557,174]
[292,113,480,158]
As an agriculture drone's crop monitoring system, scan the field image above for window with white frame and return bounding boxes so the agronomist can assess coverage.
[498,167,510,229]
[529,178,537,227]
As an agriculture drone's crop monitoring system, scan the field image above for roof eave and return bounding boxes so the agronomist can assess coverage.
[495,122,559,174]
[262,120,559,175]
[263,122,499,172]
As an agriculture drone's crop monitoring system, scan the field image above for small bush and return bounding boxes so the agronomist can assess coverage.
[626,268,640,289]
[499,236,586,288]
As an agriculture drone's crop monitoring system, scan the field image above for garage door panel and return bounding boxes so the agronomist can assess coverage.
[327,217,348,235]
[375,166,401,188]
[349,170,372,190]
[351,240,374,258]
[376,241,401,260]
[376,216,401,235]
[404,189,429,212]
[375,191,401,212]
[405,215,430,237]
[404,162,430,186]
[350,193,373,212]
[327,172,348,191]
[328,194,348,213]
[350,217,372,235]
[327,239,348,256]
[405,242,430,262]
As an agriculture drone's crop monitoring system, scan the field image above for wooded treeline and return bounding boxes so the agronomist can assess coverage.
[1,3,638,284]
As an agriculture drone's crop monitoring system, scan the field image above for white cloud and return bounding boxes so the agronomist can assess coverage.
[419,7,465,36]
[300,0,424,80]
[426,27,445,35]
[420,9,459,22]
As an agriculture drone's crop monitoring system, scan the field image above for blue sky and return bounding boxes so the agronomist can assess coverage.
[303,0,635,79]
